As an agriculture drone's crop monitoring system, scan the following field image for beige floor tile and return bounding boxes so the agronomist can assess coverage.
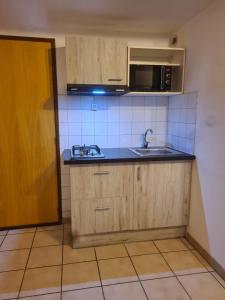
[33,230,63,247]
[0,231,7,236]
[63,228,72,245]
[62,261,100,291]
[95,244,127,260]
[0,270,24,300]
[98,257,138,285]
[125,241,159,256]
[103,282,147,300]
[37,225,63,232]
[178,273,225,300]
[212,272,225,288]
[27,245,62,268]
[154,239,188,252]
[0,249,29,272]
[0,233,34,250]
[63,245,95,264]
[142,277,190,300]
[192,250,214,271]
[8,227,36,235]
[163,250,207,275]
[19,294,61,300]
[62,287,104,300]
[181,238,194,250]
[131,254,173,280]
[20,266,61,297]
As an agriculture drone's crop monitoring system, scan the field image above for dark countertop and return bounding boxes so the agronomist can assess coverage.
[63,148,195,165]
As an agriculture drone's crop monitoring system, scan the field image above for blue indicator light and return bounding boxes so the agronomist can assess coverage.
[92,90,106,94]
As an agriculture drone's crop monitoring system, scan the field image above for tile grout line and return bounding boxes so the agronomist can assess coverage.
[17,227,37,300]
[123,243,150,300]
[152,240,193,300]
[17,291,61,299]
[94,247,106,300]
[0,232,8,248]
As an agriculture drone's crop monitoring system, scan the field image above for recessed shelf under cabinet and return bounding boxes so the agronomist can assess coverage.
[130,61,181,66]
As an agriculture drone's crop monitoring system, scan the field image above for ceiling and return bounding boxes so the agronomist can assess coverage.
[0,0,214,37]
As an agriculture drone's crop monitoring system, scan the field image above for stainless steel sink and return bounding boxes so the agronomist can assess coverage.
[129,147,181,156]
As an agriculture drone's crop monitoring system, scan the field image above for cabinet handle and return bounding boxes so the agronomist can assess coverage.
[95,207,111,211]
[93,171,109,175]
[137,167,141,181]
[108,78,122,82]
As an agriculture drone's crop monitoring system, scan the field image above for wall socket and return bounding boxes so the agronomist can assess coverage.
[91,103,97,111]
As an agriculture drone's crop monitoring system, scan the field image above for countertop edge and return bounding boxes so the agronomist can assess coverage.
[63,148,195,165]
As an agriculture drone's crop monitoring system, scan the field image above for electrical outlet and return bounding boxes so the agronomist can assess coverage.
[91,103,97,111]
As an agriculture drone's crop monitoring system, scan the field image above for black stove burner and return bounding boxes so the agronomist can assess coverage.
[71,145,105,158]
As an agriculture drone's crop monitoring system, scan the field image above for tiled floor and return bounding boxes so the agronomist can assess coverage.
[0,225,224,299]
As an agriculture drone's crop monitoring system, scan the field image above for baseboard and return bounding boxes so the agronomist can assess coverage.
[186,232,225,280]
[72,226,186,248]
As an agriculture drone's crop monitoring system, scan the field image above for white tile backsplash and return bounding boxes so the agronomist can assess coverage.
[167,92,197,154]
[58,95,169,152]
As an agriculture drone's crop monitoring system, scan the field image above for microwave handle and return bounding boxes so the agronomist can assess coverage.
[160,67,165,91]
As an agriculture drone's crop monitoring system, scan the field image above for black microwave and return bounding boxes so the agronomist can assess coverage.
[129,65,172,92]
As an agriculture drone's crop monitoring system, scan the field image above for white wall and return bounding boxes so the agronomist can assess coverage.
[176,0,225,268]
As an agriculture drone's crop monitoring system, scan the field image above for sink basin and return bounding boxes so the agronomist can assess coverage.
[129,147,181,157]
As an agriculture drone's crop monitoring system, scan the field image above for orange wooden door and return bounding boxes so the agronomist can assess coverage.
[0,37,61,228]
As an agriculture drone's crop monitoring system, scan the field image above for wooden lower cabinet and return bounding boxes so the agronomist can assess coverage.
[133,162,191,229]
[70,164,133,237]
[70,161,192,248]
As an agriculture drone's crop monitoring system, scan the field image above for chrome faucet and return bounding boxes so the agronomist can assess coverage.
[144,128,153,148]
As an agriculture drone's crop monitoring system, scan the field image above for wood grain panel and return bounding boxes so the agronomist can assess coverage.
[70,164,133,200]
[72,227,186,248]
[66,36,102,84]
[70,164,133,236]
[72,196,132,236]
[100,38,127,85]
[133,161,191,230]
[0,38,60,227]
[65,36,127,85]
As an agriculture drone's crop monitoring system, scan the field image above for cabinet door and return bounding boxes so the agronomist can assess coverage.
[100,38,127,85]
[66,36,102,85]
[66,36,127,85]
[133,162,191,230]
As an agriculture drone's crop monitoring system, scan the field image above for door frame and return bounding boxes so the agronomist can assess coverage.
[0,35,62,229]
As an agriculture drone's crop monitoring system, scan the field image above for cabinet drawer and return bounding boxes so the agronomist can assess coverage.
[72,196,132,235]
[70,164,133,200]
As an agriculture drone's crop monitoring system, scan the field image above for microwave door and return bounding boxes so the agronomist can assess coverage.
[136,68,153,90]
[130,65,155,91]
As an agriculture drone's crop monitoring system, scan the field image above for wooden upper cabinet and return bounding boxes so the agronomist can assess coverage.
[65,36,127,85]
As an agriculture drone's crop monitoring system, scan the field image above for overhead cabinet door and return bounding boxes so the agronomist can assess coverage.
[0,37,61,228]
[66,36,127,85]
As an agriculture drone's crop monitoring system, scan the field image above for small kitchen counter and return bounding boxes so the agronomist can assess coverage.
[63,148,195,165]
